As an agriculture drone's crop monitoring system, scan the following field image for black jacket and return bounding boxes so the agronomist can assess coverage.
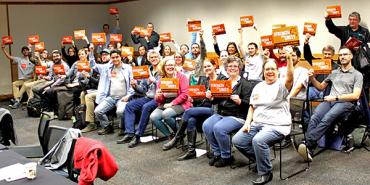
[131,31,160,50]
[325,19,370,47]
[61,46,79,67]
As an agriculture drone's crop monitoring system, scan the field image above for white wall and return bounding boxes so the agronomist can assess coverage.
[115,0,370,53]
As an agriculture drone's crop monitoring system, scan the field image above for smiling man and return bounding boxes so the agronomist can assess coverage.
[297,46,363,162]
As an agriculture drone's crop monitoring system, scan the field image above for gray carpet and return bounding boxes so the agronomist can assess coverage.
[2,101,370,185]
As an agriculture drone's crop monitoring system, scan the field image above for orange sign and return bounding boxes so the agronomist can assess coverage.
[132,26,143,35]
[187,20,202,32]
[74,30,86,40]
[110,34,122,43]
[326,5,342,18]
[108,7,119,15]
[132,65,150,79]
[140,29,150,37]
[212,24,226,35]
[345,37,362,50]
[62,36,73,44]
[210,80,232,97]
[261,35,274,49]
[189,85,206,98]
[92,33,107,45]
[160,33,172,42]
[2,36,13,45]
[28,35,39,45]
[303,22,317,36]
[160,78,179,93]
[272,26,300,47]
[272,24,286,29]
[35,66,47,75]
[121,47,134,58]
[183,59,196,71]
[240,16,254,27]
[77,62,91,72]
[53,64,65,75]
[35,42,45,52]
[312,59,332,74]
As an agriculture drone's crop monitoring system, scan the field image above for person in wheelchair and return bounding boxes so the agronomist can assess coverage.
[297,46,363,162]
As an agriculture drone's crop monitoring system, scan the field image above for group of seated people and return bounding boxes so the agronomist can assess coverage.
[1,10,368,185]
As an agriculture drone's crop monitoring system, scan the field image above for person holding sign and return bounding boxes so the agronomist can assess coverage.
[213,33,242,59]
[202,56,259,168]
[297,47,363,162]
[133,45,150,66]
[131,22,160,50]
[190,30,207,78]
[231,51,294,184]
[325,11,370,48]
[163,59,223,159]
[150,58,191,139]
[61,38,80,67]
[117,50,161,147]
[1,44,35,109]
[93,50,134,135]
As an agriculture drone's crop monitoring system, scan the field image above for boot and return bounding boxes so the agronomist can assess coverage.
[162,120,188,151]
[177,130,197,161]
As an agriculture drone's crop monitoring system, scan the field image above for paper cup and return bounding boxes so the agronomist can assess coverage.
[24,162,37,180]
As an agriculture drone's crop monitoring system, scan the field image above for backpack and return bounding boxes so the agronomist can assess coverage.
[56,90,74,120]
[72,105,87,130]
[27,97,42,117]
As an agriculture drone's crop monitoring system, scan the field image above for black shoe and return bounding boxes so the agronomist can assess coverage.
[214,156,234,168]
[177,150,196,161]
[252,171,273,185]
[97,125,114,135]
[209,155,221,166]
[128,136,141,148]
[116,134,135,144]
[9,101,21,109]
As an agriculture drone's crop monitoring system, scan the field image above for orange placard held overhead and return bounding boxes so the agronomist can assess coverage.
[183,59,196,71]
[53,64,66,75]
[35,42,45,52]
[35,66,47,75]
[28,35,39,45]
[261,35,274,49]
[132,26,143,35]
[160,78,179,93]
[210,80,232,98]
[77,62,91,72]
[62,36,73,44]
[110,34,122,43]
[326,5,342,18]
[132,65,150,79]
[272,24,286,29]
[91,33,107,45]
[2,36,13,45]
[272,26,300,47]
[312,59,332,75]
[121,47,134,58]
[187,20,202,32]
[159,33,172,42]
[140,29,150,37]
[108,7,119,15]
[303,22,317,36]
[189,85,206,99]
[240,16,254,27]
[74,30,86,40]
[212,24,226,35]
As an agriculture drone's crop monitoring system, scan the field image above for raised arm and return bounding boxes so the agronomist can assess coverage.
[1,44,15,61]
[284,52,294,91]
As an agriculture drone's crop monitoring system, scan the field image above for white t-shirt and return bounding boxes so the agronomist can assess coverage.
[250,80,291,135]
[244,54,263,80]
[291,67,309,99]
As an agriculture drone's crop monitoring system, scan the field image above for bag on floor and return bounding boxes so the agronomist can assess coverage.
[57,90,74,120]
[72,105,87,129]
[27,97,42,117]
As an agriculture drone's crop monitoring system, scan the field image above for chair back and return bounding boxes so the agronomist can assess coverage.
[43,125,68,154]
[38,113,52,153]
[289,97,306,124]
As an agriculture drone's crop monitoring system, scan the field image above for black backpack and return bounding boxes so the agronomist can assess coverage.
[27,97,42,117]
[72,105,87,130]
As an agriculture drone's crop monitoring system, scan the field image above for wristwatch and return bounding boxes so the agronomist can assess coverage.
[335,96,339,101]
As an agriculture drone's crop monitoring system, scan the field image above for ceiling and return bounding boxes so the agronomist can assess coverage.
[0,0,135,4]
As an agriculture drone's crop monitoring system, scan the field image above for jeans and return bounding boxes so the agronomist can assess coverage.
[150,105,184,137]
[202,114,244,158]
[232,124,284,175]
[183,107,213,131]
[123,97,157,136]
[305,101,355,149]
[94,96,128,128]
[308,86,324,100]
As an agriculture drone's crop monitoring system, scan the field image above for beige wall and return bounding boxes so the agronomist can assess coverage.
[115,0,369,53]
[0,5,12,95]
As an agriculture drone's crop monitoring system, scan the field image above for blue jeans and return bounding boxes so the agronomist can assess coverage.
[123,97,157,136]
[308,86,324,100]
[150,105,184,137]
[94,96,127,128]
[202,114,244,158]
[183,107,214,131]
[305,101,355,149]
[232,124,284,175]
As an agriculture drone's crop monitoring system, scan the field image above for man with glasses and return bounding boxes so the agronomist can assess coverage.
[297,47,363,162]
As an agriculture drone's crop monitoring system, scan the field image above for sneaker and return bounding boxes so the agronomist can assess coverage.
[97,125,114,135]
[9,101,21,109]
[116,134,135,144]
[128,136,141,148]
[214,156,235,168]
[297,143,313,162]
[81,123,97,133]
